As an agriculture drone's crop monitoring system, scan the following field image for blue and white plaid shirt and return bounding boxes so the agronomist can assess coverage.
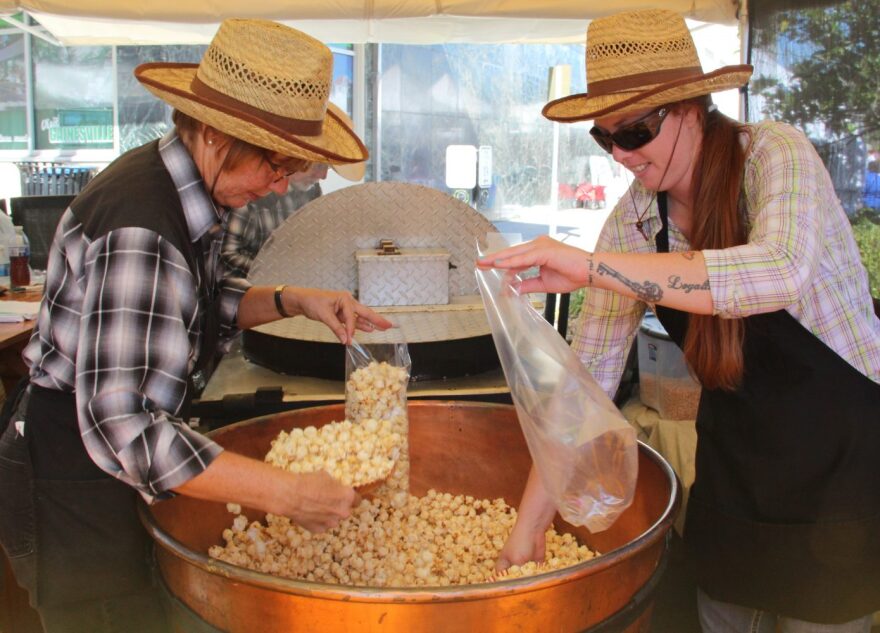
[24,131,251,502]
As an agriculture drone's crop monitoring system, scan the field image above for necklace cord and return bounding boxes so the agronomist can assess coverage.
[628,112,685,241]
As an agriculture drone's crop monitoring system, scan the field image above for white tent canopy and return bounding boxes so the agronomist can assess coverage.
[0,0,739,45]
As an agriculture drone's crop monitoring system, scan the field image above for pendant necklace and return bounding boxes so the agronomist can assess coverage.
[630,189,657,242]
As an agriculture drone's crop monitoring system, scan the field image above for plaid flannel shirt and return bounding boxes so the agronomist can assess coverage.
[220,184,321,279]
[572,120,880,397]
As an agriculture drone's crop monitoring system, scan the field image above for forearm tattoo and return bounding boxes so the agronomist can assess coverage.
[667,275,710,294]
[596,262,663,302]
[681,251,696,261]
[586,254,594,286]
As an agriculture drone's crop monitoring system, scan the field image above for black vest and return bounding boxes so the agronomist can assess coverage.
[71,140,219,418]
[71,140,197,272]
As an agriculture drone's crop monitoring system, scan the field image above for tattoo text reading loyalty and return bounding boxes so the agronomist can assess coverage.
[667,275,710,294]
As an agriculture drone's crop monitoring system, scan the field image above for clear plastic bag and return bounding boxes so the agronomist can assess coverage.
[344,339,411,423]
[345,338,412,494]
[475,247,638,532]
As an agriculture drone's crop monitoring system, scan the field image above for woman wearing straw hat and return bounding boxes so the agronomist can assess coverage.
[0,18,391,633]
[481,9,880,632]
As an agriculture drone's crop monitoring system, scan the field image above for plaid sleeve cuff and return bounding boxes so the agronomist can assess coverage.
[702,248,739,318]
[219,276,251,330]
[143,426,224,502]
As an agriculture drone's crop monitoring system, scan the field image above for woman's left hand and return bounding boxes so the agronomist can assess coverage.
[287,287,393,344]
[477,235,591,295]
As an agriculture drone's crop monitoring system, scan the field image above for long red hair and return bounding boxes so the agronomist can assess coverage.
[678,97,750,391]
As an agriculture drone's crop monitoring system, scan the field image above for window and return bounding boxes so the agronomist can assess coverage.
[375,43,597,217]
[116,44,206,153]
[32,38,113,150]
[330,46,355,116]
[0,17,27,150]
[0,18,358,159]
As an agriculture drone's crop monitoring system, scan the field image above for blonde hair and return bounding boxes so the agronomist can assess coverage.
[172,109,308,175]
[173,109,269,171]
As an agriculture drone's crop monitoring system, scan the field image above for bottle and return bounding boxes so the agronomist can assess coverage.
[0,244,8,289]
[0,211,13,288]
[9,226,30,290]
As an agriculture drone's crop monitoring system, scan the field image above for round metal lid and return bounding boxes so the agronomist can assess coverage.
[248,182,498,344]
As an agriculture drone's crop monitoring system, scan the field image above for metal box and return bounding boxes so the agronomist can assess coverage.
[356,247,450,306]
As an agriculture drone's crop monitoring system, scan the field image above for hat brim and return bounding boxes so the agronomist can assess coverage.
[325,107,366,181]
[136,63,368,165]
[331,160,366,181]
[543,65,753,122]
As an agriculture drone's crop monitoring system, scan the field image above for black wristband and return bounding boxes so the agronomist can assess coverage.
[274,284,293,318]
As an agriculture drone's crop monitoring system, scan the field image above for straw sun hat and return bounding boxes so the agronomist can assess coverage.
[543,9,753,122]
[135,18,367,165]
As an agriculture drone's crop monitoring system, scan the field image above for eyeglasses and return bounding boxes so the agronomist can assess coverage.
[589,107,670,154]
[263,155,310,183]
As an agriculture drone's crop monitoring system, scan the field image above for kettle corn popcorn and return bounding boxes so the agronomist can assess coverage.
[210,489,597,587]
[346,360,409,422]
[209,359,598,587]
[264,418,402,488]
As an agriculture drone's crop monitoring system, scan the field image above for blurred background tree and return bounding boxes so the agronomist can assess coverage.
[748,0,880,299]
[750,1,880,145]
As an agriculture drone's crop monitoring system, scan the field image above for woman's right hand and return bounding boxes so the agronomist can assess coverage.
[494,464,556,572]
[283,470,360,533]
[476,235,591,295]
[175,452,359,533]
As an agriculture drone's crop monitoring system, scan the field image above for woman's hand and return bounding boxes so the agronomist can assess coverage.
[287,287,393,344]
[477,235,591,295]
[282,470,361,533]
[237,285,394,342]
[175,452,360,533]
[494,465,557,572]
[495,520,547,572]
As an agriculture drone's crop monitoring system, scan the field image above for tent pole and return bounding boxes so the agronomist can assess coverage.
[739,0,750,122]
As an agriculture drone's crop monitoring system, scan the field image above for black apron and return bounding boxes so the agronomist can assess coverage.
[0,185,221,624]
[653,192,880,624]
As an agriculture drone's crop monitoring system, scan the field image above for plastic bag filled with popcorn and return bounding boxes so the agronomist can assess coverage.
[345,339,411,495]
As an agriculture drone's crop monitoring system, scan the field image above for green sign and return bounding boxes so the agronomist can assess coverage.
[38,107,114,149]
[48,124,113,144]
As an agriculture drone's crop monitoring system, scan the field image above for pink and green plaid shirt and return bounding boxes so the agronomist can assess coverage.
[572,120,880,397]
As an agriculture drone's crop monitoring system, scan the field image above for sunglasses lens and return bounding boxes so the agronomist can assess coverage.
[589,127,614,153]
[614,124,655,151]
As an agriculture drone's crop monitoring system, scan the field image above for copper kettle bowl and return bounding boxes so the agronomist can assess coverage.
[141,401,680,632]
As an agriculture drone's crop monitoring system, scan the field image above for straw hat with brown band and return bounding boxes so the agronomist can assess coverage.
[543,9,753,123]
[135,18,368,166]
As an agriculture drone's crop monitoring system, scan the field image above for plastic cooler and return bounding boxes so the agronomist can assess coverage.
[637,313,701,420]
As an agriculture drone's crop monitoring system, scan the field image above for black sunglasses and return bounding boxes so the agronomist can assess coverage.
[589,107,670,154]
